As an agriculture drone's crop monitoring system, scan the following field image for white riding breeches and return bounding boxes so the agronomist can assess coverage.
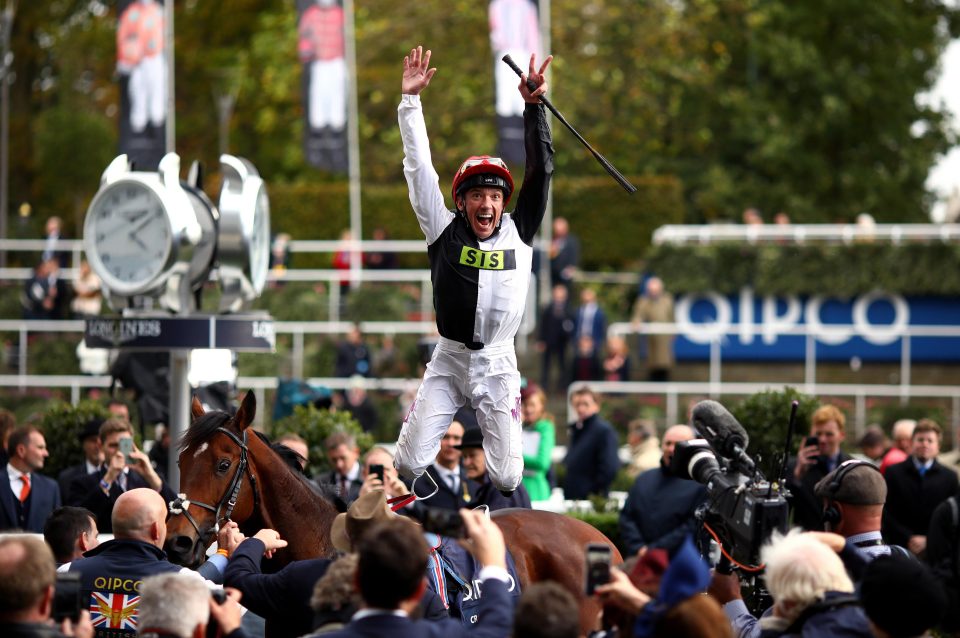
[394,337,523,492]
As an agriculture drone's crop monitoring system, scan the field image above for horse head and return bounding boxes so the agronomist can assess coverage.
[165,391,260,567]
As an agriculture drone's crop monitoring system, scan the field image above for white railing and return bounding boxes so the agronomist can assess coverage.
[2,319,958,403]
[652,223,960,245]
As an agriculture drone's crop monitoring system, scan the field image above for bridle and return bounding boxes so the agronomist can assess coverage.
[167,427,261,542]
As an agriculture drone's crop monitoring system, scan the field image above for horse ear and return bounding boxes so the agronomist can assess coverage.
[191,396,205,420]
[234,391,257,431]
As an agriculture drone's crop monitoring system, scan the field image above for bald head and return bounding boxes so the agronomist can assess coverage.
[112,488,167,546]
[662,425,695,467]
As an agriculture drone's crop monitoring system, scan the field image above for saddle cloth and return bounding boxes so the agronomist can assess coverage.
[423,532,522,626]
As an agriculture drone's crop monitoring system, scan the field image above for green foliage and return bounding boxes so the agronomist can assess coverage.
[272,404,373,474]
[33,106,116,229]
[29,337,82,375]
[344,285,413,323]
[38,400,111,479]
[867,401,947,433]
[270,176,682,271]
[730,387,820,478]
[647,243,960,296]
[567,510,623,554]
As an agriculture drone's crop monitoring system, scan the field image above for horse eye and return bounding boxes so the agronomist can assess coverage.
[216,459,231,474]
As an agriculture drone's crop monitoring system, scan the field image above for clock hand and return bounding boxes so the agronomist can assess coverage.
[129,215,155,237]
[130,235,148,251]
[124,209,150,224]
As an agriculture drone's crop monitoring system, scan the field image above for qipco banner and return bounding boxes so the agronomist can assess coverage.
[489,0,541,165]
[673,289,960,362]
[297,0,349,172]
[117,0,167,171]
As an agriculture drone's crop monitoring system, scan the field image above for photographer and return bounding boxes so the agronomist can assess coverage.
[0,536,93,638]
[138,573,244,638]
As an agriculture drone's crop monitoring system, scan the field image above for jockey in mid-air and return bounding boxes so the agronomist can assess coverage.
[393,45,554,497]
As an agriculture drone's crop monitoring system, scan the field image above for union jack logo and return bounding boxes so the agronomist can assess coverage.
[90,591,140,632]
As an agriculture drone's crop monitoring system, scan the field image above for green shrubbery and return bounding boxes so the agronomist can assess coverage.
[271,404,373,474]
[38,400,112,479]
[647,243,960,296]
[269,175,685,271]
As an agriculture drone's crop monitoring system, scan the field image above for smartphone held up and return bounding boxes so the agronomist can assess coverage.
[584,542,612,595]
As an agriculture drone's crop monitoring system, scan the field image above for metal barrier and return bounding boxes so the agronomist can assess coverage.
[3,319,959,405]
[653,223,960,245]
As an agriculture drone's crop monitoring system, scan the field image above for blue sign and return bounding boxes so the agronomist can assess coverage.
[673,291,960,362]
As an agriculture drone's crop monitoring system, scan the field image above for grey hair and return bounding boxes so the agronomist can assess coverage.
[761,530,853,624]
[138,573,210,638]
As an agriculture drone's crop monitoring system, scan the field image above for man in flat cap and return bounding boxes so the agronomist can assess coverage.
[814,459,908,562]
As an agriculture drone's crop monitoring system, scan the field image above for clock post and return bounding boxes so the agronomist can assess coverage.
[83,152,274,490]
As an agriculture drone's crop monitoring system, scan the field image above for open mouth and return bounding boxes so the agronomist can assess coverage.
[475,213,494,231]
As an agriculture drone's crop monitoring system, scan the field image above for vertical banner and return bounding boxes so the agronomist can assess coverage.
[489,0,541,165]
[117,0,167,171]
[297,0,349,172]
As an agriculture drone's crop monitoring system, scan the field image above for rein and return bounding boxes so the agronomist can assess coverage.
[168,428,261,539]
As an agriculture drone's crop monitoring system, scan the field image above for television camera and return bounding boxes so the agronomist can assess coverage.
[671,400,790,571]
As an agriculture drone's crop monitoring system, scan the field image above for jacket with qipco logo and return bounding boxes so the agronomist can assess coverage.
[63,539,181,638]
[399,94,554,348]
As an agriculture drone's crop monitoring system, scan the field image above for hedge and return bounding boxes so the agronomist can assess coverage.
[268,174,685,270]
[647,243,960,296]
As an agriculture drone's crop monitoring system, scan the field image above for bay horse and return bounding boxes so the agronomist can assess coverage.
[165,391,622,633]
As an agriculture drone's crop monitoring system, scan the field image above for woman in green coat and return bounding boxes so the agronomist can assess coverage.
[520,384,556,501]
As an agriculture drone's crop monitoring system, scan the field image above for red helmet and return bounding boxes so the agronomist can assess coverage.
[451,156,514,207]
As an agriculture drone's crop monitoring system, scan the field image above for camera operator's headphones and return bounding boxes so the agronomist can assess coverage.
[821,459,882,526]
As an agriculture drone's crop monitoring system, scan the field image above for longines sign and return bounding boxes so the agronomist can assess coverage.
[84,315,275,351]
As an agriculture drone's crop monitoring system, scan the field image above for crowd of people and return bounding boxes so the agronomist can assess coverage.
[5,42,959,638]
[1,388,959,637]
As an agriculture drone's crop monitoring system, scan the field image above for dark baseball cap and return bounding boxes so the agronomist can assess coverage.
[814,461,887,505]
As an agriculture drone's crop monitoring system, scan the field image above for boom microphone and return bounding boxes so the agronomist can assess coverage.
[501,54,637,194]
[691,400,755,475]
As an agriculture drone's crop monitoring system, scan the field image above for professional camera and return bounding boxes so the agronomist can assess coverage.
[671,401,790,570]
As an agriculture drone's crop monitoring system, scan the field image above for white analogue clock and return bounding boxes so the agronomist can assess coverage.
[217,154,271,312]
[83,153,206,307]
[85,180,171,293]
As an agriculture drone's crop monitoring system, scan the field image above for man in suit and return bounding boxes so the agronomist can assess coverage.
[57,419,103,504]
[411,420,479,509]
[0,426,61,533]
[69,418,175,533]
[317,431,364,504]
[883,419,959,556]
[549,216,579,293]
[574,287,606,348]
[537,283,576,393]
[320,509,513,638]
[786,404,853,532]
